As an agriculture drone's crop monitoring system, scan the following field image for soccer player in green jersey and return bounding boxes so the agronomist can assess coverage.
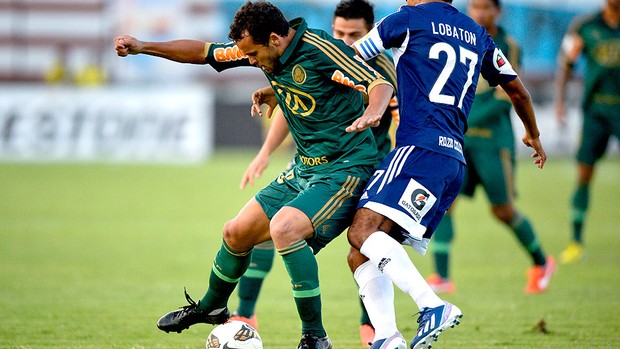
[231,1,398,345]
[555,0,620,264]
[114,1,393,348]
[426,0,556,295]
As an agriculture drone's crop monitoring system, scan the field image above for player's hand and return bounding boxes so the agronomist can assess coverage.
[522,135,547,169]
[114,35,142,57]
[251,87,278,118]
[240,153,270,189]
[345,113,381,133]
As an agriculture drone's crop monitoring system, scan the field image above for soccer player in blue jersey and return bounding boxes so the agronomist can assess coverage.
[345,0,547,348]
[426,0,556,296]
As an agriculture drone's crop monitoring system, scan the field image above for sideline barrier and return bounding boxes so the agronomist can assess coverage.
[0,84,214,163]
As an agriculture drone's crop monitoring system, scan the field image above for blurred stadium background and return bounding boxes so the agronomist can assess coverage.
[0,0,617,163]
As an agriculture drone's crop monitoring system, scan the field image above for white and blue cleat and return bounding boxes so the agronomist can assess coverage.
[410,301,462,349]
[369,332,407,349]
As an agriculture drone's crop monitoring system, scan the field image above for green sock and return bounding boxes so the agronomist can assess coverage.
[432,215,454,279]
[509,211,546,266]
[279,240,325,337]
[199,240,252,312]
[236,244,275,317]
[571,183,589,243]
[359,297,371,326]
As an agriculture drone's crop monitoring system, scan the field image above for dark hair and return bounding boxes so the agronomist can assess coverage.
[468,0,501,7]
[229,1,290,45]
[334,0,375,30]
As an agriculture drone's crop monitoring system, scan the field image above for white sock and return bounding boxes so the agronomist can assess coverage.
[360,231,443,310]
[354,260,397,340]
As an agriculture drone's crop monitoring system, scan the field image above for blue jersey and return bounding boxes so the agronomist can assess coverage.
[354,2,517,163]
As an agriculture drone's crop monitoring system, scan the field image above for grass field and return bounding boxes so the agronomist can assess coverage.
[1,150,619,349]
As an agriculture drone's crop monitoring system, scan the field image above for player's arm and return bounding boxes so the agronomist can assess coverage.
[114,35,251,71]
[554,30,584,126]
[347,83,394,132]
[352,11,407,62]
[114,35,208,64]
[240,106,290,189]
[500,77,546,169]
[480,43,546,169]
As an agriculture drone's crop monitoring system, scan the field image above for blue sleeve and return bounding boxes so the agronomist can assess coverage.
[376,10,410,50]
[354,10,409,60]
[479,36,518,87]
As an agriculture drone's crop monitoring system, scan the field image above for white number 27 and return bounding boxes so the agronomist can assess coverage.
[428,42,478,109]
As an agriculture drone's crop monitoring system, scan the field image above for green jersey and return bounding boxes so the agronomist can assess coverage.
[465,26,519,150]
[204,18,392,173]
[569,11,620,112]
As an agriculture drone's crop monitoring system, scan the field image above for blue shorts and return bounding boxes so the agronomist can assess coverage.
[357,146,465,254]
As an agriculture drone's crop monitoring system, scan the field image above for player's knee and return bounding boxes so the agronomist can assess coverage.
[347,247,368,273]
[269,209,312,247]
[491,205,514,224]
[222,218,248,249]
[268,218,296,245]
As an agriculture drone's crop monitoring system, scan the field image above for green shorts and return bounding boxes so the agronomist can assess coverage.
[576,107,620,166]
[255,164,372,254]
[460,145,515,206]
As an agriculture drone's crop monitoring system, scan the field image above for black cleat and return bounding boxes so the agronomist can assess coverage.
[297,333,332,349]
[156,289,230,333]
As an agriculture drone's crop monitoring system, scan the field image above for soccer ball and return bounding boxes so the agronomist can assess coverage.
[206,320,263,349]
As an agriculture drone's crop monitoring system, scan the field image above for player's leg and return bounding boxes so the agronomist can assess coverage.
[272,168,370,349]
[427,207,456,294]
[428,147,478,294]
[561,110,610,264]
[348,147,464,349]
[156,198,272,333]
[231,240,275,329]
[492,202,556,293]
[348,247,405,348]
[476,147,555,292]
[358,298,375,346]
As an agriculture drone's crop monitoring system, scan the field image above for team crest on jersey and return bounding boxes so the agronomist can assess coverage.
[292,64,307,85]
[495,53,506,67]
[271,81,316,117]
[398,179,436,222]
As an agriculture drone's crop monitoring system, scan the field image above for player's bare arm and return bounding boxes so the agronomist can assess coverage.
[345,83,394,132]
[501,77,547,169]
[114,34,208,64]
[240,108,290,189]
[554,32,584,126]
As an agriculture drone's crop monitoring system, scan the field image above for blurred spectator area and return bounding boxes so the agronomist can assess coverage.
[0,0,604,86]
[0,0,107,83]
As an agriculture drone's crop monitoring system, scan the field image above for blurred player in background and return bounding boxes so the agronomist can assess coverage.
[114,1,393,348]
[426,0,556,295]
[231,0,399,346]
[555,0,620,264]
[346,0,547,347]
